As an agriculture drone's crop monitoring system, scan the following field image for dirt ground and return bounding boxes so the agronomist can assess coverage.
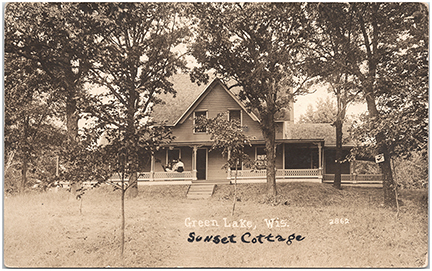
[3,183,428,268]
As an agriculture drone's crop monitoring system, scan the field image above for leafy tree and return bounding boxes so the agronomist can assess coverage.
[348,3,428,206]
[305,3,427,203]
[196,112,252,215]
[78,3,188,256]
[4,53,64,193]
[305,3,364,189]
[5,3,97,142]
[392,151,428,189]
[298,97,337,124]
[84,3,190,198]
[57,127,114,213]
[190,3,316,196]
[5,3,102,194]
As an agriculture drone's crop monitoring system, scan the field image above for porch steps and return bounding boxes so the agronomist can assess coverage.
[192,179,231,185]
[187,184,216,199]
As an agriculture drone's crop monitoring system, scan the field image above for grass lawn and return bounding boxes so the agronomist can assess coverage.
[4,182,428,268]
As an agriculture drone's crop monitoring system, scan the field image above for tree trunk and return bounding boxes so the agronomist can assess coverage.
[66,88,80,196]
[5,150,16,174]
[365,94,396,207]
[358,3,396,208]
[127,171,138,198]
[125,86,139,198]
[66,91,79,142]
[20,117,30,193]
[232,159,238,216]
[65,85,81,196]
[262,116,277,196]
[20,153,28,193]
[377,133,396,207]
[120,172,125,257]
[333,119,343,189]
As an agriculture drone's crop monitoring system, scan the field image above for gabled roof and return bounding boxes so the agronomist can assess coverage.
[285,123,354,146]
[151,74,297,126]
[151,74,206,126]
[173,77,259,126]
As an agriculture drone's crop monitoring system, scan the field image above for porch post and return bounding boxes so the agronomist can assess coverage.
[351,159,357,183]
[318,143,323,181]
[192,146,198,180]
[282,144,285,170]
[150,152,155,181]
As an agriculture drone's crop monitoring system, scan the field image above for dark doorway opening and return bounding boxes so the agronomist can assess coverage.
[196,149,207,180]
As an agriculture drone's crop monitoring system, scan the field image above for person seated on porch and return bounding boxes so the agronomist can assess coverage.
[162,162,173,172]
[173,159,184,173]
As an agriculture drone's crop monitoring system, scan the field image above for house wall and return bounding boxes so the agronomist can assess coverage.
[162,81,320,180]
[171,83,263,143]
[207,148,227,180]
[154,150,166,172]
[275,122,284,139]
[181,147,193,171]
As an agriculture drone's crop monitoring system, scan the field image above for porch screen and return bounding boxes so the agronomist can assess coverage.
[167,149,180,165]
[285,146,318,169]
[230,156,242,171]
[256,146,267,169]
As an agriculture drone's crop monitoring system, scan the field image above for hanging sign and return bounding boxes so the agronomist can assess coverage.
[375,153,385,164]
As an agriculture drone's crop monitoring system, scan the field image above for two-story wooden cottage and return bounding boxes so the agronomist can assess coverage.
[124,74,357,185]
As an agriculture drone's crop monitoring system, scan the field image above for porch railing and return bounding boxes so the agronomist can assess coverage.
[230,168,321,179]
[152,171,196,181]
[278,169,321,177]
[323,174,383,183]
[109,171,196,182]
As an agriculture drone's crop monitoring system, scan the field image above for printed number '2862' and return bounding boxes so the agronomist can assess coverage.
[329,218,349,225]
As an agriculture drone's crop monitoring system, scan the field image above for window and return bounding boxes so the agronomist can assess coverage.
[229,110,241,124]
[230,153,242,171]
[194,111,207,133]
[255,146,267,169]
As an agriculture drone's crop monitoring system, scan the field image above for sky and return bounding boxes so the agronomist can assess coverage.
[294,86,367,123]
[229,78,368,123]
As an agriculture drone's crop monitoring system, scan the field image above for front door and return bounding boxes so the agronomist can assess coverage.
[196,148,207,180]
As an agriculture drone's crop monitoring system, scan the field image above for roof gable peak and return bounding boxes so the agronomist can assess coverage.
[173,77,259,126]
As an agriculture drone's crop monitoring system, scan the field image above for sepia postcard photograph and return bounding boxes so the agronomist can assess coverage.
[3,2,428,268]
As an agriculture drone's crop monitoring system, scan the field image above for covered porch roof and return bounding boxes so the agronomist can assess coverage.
[161,138,327,148]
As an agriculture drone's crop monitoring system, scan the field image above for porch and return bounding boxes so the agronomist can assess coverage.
[109,141,382,186]
[108,170,383,187]
[108,168,324,184]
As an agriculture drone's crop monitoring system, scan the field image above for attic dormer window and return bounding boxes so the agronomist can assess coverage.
[193,110,207,133]
[229,109,241,124]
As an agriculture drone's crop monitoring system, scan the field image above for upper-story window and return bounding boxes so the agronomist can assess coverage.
[193,110,207,133]
[229,109,242,125]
